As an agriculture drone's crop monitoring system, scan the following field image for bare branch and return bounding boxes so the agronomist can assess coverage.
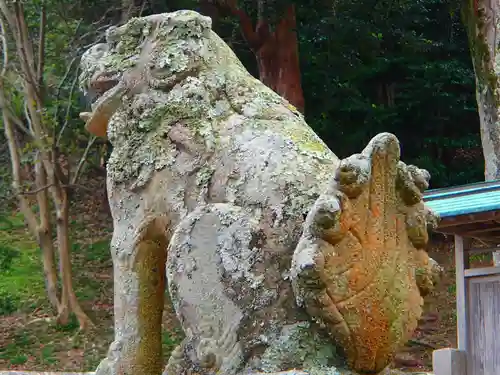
[56,67,80,146]
[6,106,31,135]
[122,0,136,22]
[78,23,113,50]
[37,3,47,87]
[0,14,32,136]
[0,89,31,135]
[0,0,15,34]
[71,136,97,185]
[11,2,42,102]
[2,111,40,236]
[63,19,83,56]
[52,56,78,122]
[55,4,118,32]
[0,13,7,76]
[21,182,96,196]
[22,183,55,195]
[138,0,147,17]
[23,99,33,133]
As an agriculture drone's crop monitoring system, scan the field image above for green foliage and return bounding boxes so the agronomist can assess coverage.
[294,0,482,188]
[54,314,80,332]
[0,132,13,212]
[9,0,482,190]
[0,218,23,315]
[0,244,20,272]
[0,213,45,316]
[0,290,20,316]
[162,328,183,354]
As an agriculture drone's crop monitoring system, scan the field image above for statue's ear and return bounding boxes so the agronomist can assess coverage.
[80,112,108,138]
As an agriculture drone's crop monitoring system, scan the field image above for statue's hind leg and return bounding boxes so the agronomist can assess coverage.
[165,203,257,375]
[96,215,169,375]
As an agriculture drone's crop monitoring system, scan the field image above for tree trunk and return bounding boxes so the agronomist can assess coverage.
[462,0,500,265]
[218,2,305,112]
[35,156,60,311]
[55,188,93,330]
[255,5,304,112]
[462,0,500,180]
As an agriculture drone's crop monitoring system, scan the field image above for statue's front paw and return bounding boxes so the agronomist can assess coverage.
[292,133,439,374]
[415,255,443,297]
[333,154,370,198]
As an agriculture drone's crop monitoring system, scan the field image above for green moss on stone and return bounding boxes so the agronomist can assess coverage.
[260,322,343,372]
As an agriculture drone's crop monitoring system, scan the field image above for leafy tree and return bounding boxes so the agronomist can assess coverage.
[296,0,482,187]
[0,0,108,329]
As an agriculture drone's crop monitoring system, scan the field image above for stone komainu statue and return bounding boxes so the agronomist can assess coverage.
[79,10,441,375]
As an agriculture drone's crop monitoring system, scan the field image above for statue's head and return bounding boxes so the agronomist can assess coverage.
[78,10,213,137]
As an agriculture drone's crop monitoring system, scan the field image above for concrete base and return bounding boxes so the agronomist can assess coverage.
[432,348,467,375]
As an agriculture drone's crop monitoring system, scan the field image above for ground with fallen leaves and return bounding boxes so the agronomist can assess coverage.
[0,171,480,372]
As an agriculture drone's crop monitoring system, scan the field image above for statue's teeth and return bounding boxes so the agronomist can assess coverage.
[79,112,92,121]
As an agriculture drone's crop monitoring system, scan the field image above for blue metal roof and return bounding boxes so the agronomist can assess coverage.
[423,180,500,218]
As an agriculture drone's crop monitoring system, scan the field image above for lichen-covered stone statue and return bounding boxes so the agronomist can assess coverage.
[78,10,440,375]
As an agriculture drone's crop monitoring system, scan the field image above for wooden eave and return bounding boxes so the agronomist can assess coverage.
[436,210,500,246]
[424,180,500,247]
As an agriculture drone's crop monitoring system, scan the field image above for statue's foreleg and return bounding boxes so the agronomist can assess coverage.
[165,203,252,375]
[96,215,170,375]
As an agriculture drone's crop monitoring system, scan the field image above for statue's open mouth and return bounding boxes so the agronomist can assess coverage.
[90,74,120,105]
[79,72,121,137]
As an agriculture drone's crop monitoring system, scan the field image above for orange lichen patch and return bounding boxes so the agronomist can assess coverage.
[345,262,372,294]
[351,298,391,371]
[372,204,381,218]
[323,232,364,275]
[336,264,420,372]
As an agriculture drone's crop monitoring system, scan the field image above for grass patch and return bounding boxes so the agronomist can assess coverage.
[82,240,110,263]
[73,240,111,301]
[0,213,45,315]
[0,330,34,366]
[0,209,116,370]
[0,244,20,272]
[0,291,20,316]
[40,345,58,365]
